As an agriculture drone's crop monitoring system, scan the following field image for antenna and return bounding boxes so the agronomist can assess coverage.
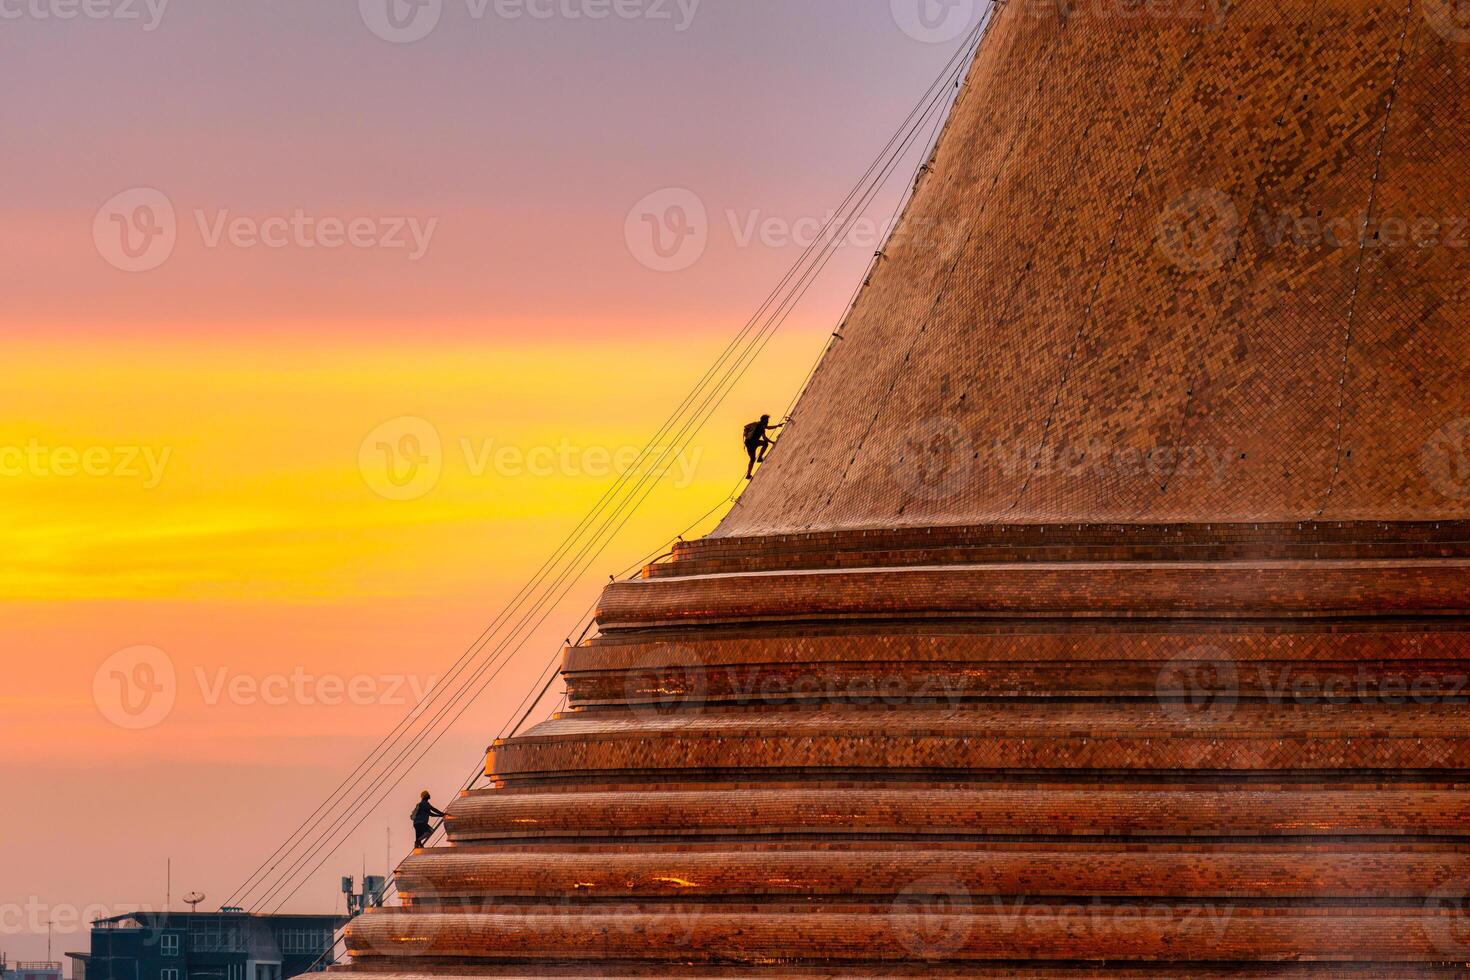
[183,893,206,913]
[166,859,171,913]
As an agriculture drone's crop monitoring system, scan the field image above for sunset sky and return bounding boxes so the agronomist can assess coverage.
[1,0,983,958]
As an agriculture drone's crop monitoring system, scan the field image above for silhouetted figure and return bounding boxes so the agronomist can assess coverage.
[744,415,786,479]
[412,790,445,848]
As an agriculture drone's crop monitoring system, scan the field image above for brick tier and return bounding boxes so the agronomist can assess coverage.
[338,522,1470,974]
[338,0,1470,971]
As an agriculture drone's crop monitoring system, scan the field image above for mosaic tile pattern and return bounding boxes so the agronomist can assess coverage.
[442,786,1470,842]
[336,519,1470,972]
[335,2,1470,974]
[348,906,1467,965]
[720,0,1470,536]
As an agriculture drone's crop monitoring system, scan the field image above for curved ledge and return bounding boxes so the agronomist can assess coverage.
[572,628,1470,671]
[395,845,1470,901]
[598,560,1470,630]
[441,786,1470,842]
[345,907,1464,964]
[487,702,1470,779]
[660,522,1470,579]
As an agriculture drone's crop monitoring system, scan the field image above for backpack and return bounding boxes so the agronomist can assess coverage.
[743,421,764,443]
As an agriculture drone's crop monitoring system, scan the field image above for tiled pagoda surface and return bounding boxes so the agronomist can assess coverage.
[339,0,1470,974]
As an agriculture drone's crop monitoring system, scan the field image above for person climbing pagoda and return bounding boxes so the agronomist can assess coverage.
[412,790,445,848]
[743,414,786,479]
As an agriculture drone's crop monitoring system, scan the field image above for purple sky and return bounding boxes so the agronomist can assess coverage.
[1,0,987,964]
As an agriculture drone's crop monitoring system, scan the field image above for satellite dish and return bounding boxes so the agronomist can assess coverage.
[183,892,206,912]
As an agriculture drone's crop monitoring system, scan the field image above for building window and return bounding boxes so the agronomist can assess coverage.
[161,935,180,957]
[162,969,180,980]
[278,930,332,955]
[189,921,244,954]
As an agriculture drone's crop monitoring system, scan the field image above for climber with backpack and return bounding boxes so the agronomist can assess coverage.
[743,414,786,479]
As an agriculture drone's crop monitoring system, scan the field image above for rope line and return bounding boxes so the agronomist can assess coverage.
[223,71,972,904]
[232,25,996,923]
[1316,0,1419,518]
[777,50,967,430]
[750,47,985,503]
[283,50,984,938]
[618,477,746,577]
[818,3,1014,512]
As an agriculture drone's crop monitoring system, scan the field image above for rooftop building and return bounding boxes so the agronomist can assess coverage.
[1,956,63,980]
[68,913,344,980]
